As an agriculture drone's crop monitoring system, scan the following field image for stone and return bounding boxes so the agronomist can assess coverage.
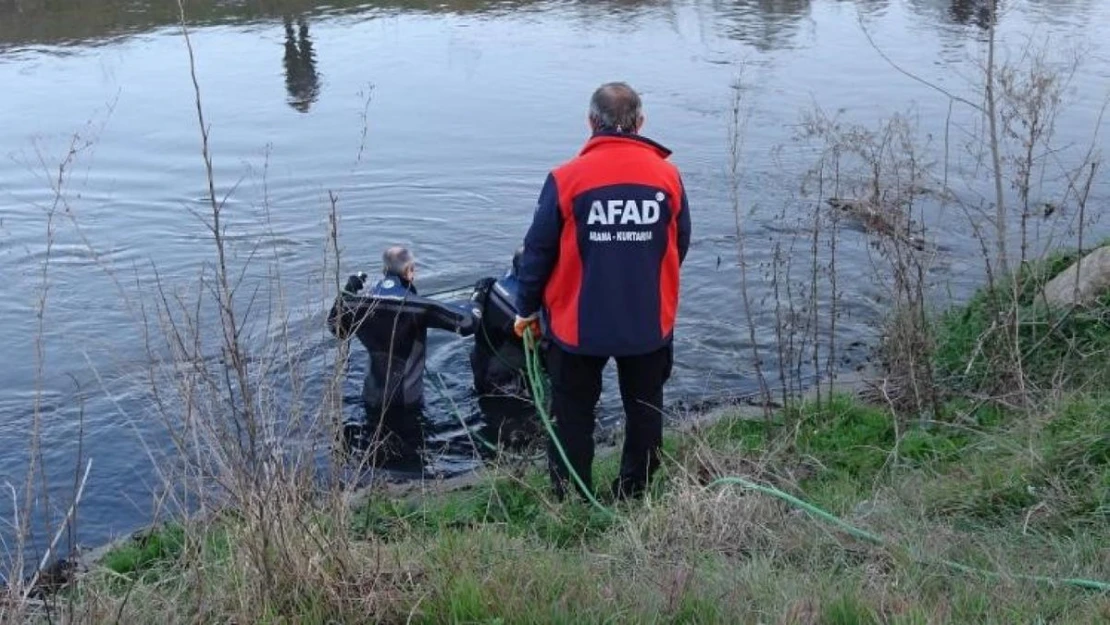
[1042,245,1110,307]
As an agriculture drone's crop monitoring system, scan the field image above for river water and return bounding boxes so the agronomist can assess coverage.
[1,0,1107,561]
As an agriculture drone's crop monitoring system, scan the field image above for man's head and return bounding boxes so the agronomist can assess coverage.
[587,82,644,135]
[382,245,416,283]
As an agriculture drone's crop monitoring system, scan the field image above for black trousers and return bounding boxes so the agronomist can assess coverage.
[542,341,673,499]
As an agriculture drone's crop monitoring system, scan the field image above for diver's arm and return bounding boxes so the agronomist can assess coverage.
[515,173,562,317]
[326,273,369,339]
[327,296,356,339]
[328,294,376,340]
[422,298,477,337]
[332,292,475,337]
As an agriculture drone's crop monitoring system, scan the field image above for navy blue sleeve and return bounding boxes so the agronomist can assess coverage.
[515,173,562,317]
[677,181,691,265]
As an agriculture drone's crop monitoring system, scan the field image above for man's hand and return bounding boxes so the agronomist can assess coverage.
[343,272,368,296]
[513,313,540,339]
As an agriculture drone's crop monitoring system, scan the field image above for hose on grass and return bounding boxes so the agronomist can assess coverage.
[705,476,1110,593]
[522,328,615,517]
[520,328,1110,593]
[704,476,884,544]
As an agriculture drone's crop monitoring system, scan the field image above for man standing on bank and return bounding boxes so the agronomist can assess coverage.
[513,82,692,501]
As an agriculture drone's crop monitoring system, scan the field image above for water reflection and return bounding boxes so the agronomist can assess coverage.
[282,16,321,113]
[710,0,814,51]
[947,0,1000,28]
[0,0,1064,56]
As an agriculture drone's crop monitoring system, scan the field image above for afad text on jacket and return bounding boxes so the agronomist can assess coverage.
[515,132,691,357]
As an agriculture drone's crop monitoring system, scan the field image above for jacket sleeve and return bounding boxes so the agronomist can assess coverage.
[515,173,562,317]
[677,179,691,266]
[422,299,477,337]
[327,296,354,340]
[327,272,373,340]
[328,293,377,340]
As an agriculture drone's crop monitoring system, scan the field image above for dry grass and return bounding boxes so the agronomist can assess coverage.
[2,387,1105,623]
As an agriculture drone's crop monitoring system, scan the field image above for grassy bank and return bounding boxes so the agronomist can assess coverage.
[934,245,1110,395]
[32,253,1110,624]
[65,401,1109,623]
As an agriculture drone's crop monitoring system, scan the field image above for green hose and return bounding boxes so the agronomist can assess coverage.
[523,328,615,517]
[427,371,545,463]
[518,328,1110,593]
[706,477,1110,592]
[705,476,884,544]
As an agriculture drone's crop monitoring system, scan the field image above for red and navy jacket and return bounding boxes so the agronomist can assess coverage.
[515,132,691,357]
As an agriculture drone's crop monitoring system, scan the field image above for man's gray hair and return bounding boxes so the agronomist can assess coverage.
[382,245,415,276]
[588,82,643,134]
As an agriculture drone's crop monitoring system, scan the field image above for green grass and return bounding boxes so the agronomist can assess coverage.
[353,457,623,548]
[94,517,235,592]
[935,245,1110,393]
[920,394,1109,533]
[99,523,186,577]
[74,255,1110,623]
[82,391,1110,623]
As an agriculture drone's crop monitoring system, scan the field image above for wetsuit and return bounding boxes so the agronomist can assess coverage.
[469,269,528,398]
[327,272,476,460]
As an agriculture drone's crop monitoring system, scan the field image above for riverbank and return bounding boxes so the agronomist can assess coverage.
[15,250,1110,623]
[60,392,1110,623]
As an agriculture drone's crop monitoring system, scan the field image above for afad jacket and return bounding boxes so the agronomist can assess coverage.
[515,132,691,357]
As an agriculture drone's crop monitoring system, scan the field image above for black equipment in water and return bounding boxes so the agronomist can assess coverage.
[468,247,530,398]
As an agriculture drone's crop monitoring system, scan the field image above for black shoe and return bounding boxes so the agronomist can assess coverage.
[610,477,646,502]
[550,473,571,502]
[551,475,596,504]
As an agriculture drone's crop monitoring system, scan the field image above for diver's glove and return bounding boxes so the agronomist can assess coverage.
[513,313,540,339]
[342,272,368,296]
[458,308,478,336]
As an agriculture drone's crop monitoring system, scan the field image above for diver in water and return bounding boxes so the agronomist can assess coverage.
[466,246,544,452]
[468,246,531,399]
[327,246,477,465]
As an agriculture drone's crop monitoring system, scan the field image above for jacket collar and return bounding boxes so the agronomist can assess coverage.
[578,131,673,159]
[383,272,417,294]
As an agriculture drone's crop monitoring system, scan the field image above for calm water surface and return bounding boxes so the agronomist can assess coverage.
[1,0,1108,557]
